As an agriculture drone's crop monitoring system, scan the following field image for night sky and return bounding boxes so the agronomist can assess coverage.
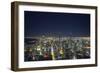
[24,11,90,37]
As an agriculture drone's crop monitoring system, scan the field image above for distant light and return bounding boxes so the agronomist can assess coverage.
[37,46,41,50]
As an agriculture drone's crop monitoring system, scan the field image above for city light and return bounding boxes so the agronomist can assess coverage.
[24,36,90,61]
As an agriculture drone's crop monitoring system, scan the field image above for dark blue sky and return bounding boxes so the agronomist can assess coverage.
[24,11,90,37]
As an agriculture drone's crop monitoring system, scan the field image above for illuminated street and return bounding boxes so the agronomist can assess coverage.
[24,36,90,61]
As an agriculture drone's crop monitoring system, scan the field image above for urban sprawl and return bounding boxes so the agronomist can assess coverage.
[24,36,90,61]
